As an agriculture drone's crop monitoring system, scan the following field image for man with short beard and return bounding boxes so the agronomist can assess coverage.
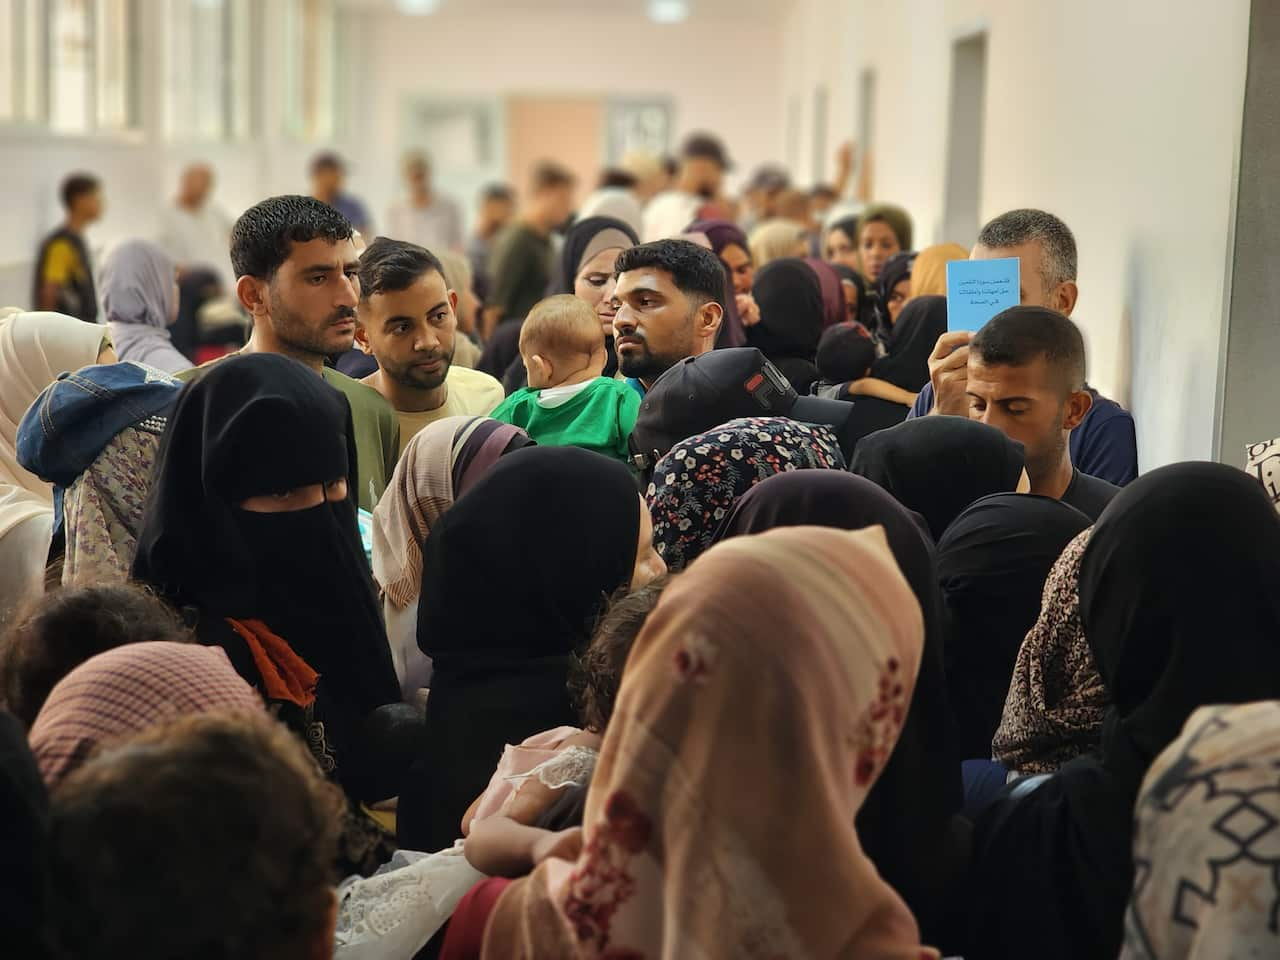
[177,194,399,510]
[354,237,503,457]
[611,239,725,394]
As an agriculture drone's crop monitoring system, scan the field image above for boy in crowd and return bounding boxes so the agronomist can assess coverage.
[32,173,104,322]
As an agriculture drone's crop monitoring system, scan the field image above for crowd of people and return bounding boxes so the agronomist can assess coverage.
[2,127,1276,960]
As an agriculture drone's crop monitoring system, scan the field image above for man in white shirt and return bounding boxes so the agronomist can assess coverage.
[384,151,463,253]
[157,164,234,291]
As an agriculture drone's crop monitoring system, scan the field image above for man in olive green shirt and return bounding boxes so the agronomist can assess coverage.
[480,161,577,338]
[177,196,398,511]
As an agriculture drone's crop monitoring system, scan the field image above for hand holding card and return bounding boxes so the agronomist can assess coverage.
[946,257,1020,332]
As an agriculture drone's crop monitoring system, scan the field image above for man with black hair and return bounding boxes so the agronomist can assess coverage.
[385,151,462,253]
[466,182,515,300]
[177,194,398,510]
[32,172,103,321]
[967,305,1119,518]
[310,151,371,234]
[354,237,503,456]
[910,207,1138,486]
[611,239,725,392]
[481,161,577,338]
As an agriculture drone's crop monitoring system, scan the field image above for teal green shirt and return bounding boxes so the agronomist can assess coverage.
[491,377,640,464]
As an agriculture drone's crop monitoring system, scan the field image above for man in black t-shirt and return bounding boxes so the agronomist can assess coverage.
[481,161,576,338]
[965,305,1119,519]
[32,173,103,322]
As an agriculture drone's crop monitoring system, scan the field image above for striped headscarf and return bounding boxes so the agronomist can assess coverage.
[29,641,262,788]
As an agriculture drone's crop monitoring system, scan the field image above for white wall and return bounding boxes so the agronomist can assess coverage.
[356,6,786,227]
[780,0,1252,469]
[0,2,784,310]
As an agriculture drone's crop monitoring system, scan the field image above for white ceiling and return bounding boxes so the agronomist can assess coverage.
[340,0,782,20]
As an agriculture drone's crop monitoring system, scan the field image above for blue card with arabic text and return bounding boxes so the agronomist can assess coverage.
[946,257,1020,332]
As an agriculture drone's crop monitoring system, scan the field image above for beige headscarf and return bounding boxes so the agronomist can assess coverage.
[748,218,809,269]
[0,310,107,542]
[909,243,969,300]
[480,525,939,959]
[371,416,531,609]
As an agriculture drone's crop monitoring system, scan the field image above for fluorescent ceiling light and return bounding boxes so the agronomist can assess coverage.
[396,0,441,14]
[647,0,689,24]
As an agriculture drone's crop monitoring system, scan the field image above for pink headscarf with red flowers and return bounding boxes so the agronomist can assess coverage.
[479,525,938,959]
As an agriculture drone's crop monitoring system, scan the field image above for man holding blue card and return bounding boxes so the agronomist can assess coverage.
[907,209,1137,489]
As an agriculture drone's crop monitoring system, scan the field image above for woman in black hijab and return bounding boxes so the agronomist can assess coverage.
[870,293,948,392]
[849,416,1027,541]
[715,470,966,951]
[396,445,661,854]
[966,462,1280,960]
[132,353,400,802]
[829,263,876,332]
[875,250,916,333]
[936,494,1091,761]
[748,257,826,393]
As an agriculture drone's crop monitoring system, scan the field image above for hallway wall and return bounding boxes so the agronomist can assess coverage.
[779,0,1252,469]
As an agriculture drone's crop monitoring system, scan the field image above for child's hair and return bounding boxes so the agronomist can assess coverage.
[519,294,605,386]
[816,321,877,383]
[0,583,190,729]
[571,575,672,733]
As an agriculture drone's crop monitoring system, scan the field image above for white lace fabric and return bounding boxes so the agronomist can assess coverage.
[334,843,483,959]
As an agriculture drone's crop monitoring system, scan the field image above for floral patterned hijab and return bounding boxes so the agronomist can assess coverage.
[992,527,1108,773]
[480,525,938,959]
[646,416,844,570]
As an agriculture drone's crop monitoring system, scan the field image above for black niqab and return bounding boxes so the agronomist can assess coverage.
[131,353,399,716]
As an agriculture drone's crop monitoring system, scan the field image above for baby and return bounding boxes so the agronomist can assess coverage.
[491,294,640,464]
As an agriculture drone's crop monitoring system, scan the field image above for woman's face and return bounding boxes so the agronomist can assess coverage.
[840,279,859,321]
[632,497,667,590]
[858,221,901,282]
[825,227,859,270]
[719,243,754,296]
[886,279,910,326]
[239,478,348,513]
[575,247,624,337]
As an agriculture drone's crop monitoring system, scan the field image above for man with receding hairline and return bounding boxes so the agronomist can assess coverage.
[158,163,234,290]
[909,208,1138,487]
